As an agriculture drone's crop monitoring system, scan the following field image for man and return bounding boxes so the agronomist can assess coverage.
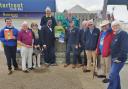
[0,18,19,75]
[40,7,57,30]
[108,21,128,89]
[64,21,79,68]
[78,20,88,72]
[41,20,56,66]
[18,21,34,73]
[84,20,100,72]
[96,20,114,83]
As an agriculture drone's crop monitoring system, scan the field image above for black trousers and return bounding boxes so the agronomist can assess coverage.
[83,50,87,66]
[78,47,87,66]
[43,46,56,64]
[4,45,18,70]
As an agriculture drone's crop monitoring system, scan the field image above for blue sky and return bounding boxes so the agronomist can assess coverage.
[56,0,128,21]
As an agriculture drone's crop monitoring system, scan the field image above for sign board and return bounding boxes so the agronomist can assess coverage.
[107,0,128,5]
[0,0,56,12]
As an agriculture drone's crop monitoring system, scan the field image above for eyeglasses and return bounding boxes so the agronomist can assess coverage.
[88,24,93,26]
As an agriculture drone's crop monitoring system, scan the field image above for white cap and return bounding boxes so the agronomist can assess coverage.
[111,20,121,27]
[45,6,51,12]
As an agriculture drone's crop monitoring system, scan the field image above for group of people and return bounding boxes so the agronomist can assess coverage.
[0,7,128,89]
[65,18,128,89]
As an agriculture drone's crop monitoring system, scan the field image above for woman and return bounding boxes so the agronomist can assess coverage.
[31,22,41,68]
[108,21,128,89]
[18,21,34,73]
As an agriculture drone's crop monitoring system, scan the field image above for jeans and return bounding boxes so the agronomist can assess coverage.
[108,61,125,89]
[43,46,56,64]
[66,44,78,64]
[78,47,87,66]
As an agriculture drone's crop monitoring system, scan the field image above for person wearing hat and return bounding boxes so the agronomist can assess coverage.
[64,20,79,68]
[96,20,114,83]
[40,6,57,30]
[84,20,100,72]
[107,21,128,89]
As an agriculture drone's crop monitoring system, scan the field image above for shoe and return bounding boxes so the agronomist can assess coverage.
[45,63,50,67]
[38,65,41,68]
[33,65,36,68]
[83,69,91,73]
[23,70,29,73]
[102,78,110,83]
[8,70,12,75]
[97,75,106,78]
[29,67,34,70]
[64,64,70,67]
[50,63,58,66]
[72,64,76,69]
[14,67,21,71]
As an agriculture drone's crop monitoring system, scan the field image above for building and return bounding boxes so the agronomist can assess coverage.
[68,5,96,27]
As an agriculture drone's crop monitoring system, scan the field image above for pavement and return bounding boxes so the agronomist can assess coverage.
[0,51,127,89]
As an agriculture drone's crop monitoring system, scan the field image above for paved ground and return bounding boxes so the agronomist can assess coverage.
[0,51,127,89]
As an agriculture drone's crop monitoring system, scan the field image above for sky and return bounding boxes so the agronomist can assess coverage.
[56,0,128,21]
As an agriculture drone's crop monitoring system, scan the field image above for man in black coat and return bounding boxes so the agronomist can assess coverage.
[41,20,56,66]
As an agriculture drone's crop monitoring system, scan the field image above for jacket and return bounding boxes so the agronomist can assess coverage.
[84,28,100,50]
[40,26,55,47]
[97,29,114,57]
[65,27,79,45]
[111,30,128,62]
[0,26,18,46]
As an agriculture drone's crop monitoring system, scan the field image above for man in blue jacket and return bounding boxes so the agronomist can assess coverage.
[64,20,79,68]
[84,20,100,71]
[107,21,128,89]
[0,18,19,75]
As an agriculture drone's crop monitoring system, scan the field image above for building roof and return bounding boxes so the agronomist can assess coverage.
[68,5,89,13]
